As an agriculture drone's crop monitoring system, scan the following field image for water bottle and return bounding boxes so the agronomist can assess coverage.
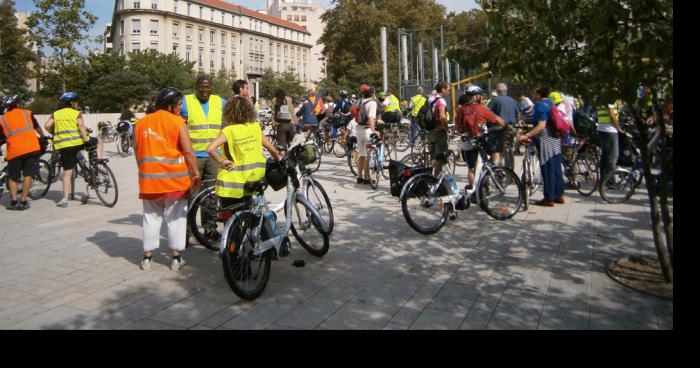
[447,176,459,195]
[263,210,278,238]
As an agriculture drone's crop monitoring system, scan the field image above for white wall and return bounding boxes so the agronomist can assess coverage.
[33,113,146,136]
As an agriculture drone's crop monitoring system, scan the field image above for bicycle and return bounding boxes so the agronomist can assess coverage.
[561,135,600,197]
[400,133,524,235]
[45,134,119,207]
[0,153,51,201]
[115,120,134,157]
[518,136,541,211]
[366,133,393,190]
[220,142,330,300]
[296,125,323,173]
[400,131,456,176]
[97,121,119,144]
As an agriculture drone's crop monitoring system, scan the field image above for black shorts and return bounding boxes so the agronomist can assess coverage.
[461,149,479,169]
[485,129,504,153]
[58,137,97,170]
[7,152,39,181]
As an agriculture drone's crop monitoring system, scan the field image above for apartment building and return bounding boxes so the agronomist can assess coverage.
[110,0,315,97]
[266,0,326,84]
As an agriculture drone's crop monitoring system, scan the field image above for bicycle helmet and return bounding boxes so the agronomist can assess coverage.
[4,94,20,106]
[155,87,183,109]
[59,91,79,102]
[340,90,348,98]
[465,86,484,96]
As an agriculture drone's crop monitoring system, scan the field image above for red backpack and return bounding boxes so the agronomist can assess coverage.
[549,105,571,136]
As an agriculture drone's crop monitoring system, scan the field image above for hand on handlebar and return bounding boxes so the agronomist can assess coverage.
[518,135,532,143]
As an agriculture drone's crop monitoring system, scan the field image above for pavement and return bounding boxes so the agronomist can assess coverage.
[0,140,673,329]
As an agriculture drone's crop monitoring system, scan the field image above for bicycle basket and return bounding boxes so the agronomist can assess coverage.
[265,159,287,191]
[294,144,317,166]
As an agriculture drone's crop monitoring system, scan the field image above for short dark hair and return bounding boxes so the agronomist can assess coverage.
[532,87,550,98]
[233,80,248,95]
[435,81,449,93]
[196,74,212,86]
[362,86,375,99]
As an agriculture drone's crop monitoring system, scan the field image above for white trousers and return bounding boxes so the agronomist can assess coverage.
[142,198,188,253]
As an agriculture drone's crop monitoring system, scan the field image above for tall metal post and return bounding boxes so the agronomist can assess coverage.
[440,26,445,81]
[402,35,409,82]
[432,47,439,85]
[381,27,388,92]
[418,40,424,84]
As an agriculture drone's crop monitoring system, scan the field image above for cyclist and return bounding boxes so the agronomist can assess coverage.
[407,87,427,141]
[272,89,297,147]
[134,87,200,271]
[182,74,227,243]
[43,92,98,208]
[427,81,452,176]
[0,94,47,210]
[456,86,505,191]
[295,95,319,135]
[352,84,380,185]
[205,96,281,211]
[596,97,624,183]
[381,88,401,125]
[488,83,520,168]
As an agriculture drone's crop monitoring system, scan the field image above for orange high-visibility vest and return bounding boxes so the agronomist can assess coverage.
[135,110,191,195]
[0,108,40,160]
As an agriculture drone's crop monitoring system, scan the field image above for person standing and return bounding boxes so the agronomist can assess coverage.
[518,87,564,207]
[596,98,624,181]
[233,80,251,101]
[43,92,97,208]
[353,85,380,185]
[182,75,226,242]
[427,81,451,176]
[381,88,401,124]
[135,87,200,271]
[0,94,46,210]
[271,89,297,147]
[488,83,520,167]
[407,87,427,141]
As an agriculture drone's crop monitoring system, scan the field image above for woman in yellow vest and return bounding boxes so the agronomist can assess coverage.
[43,92,96,208]
[206,96,281,208]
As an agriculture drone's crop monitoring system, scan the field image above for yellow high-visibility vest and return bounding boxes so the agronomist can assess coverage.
[410,95,426,117]
[185,94,223,152]
[215,122,266,199]
[53,108,83,150]
[385,95,400,112]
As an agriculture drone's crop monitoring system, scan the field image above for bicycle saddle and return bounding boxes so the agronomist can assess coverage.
[244,179,268,194]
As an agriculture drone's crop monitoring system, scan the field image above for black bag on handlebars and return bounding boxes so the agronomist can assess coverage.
[265,158,287,191]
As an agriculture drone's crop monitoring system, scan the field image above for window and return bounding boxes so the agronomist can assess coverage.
[287,15,292,21]
[187,3,191,16]
[211,10,214,22]
[210,30,215,44]
[150,20,159,35]
[172,23,179,38]
[119,0,124,10]
[210,50,215,68]
[150,41,158,50]
[186,25,192,40]
[221,52,226,70]
[173,0,178,13]
[199,6,203,19]
[186,46,192,62]
[120,20,124,36]
[133,1,140,9]
[231,34,236,48]
[294,15,299,21]
[151,0,157,10]
[284,45,287,57]
[222,12,225,24]
[198,28,204,42]
[132,41,141,53]
[301,15,306,22]
[231,53,236,69]
[221,32,226,47]
[173,43,179,55]
[131,19,141,34]
[270,42,273,54]
[198,47,204,68]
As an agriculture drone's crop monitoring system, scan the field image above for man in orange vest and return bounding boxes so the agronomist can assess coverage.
[0,94,47,211]
[134,87,201,271]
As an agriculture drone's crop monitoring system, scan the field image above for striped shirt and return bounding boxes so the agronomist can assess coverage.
[532,99,561,163]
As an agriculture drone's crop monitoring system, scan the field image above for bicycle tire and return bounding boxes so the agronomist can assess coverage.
[368,149,380,190]
[400,174,449,235]
[380,144,391,180]
[289,196,330,257]
[599,168,637,204]
[394,128,411,152]
[520,162,530,211]
[478,166,523,220]
[332,137,347,158]
[28,159,51,200]
[93,162,119,207]
[308,144,322,173]
[347,148,359,177]
[573,156,598,197]
[118,134,131,157]
[221,212,272,300]
[187,186,221,251]
[323,135,334,154]
[304,178,334,233]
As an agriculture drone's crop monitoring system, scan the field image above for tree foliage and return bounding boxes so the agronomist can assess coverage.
[0,0,36,96]
[211,69,238,98]
[259,68,307,100]
[127,50,197,92]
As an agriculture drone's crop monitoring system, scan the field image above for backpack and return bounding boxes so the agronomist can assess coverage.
[549,105,571,136]
[276,98,292,123]
[418,98,439,130]
[351,99,372,126]
[457,105,483,138]
[573,106,595,138]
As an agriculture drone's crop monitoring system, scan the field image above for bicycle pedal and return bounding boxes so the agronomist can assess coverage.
[292,260,306,267]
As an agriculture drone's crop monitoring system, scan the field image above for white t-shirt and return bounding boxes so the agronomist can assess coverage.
[361,98,378,127]
[519,97,534,110]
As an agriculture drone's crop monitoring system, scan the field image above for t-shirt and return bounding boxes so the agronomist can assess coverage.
[487,95,520,125]
[531,98,552,125]
[456,104,500,137]
[361,99,378,127]
[347,118,358,137]
[428,95,447,123]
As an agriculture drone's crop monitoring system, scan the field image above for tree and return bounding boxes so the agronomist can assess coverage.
[0,0,36,96]
[259,68,306,100]
[211,69,238,98]
[89,70,153,113]
[26,0,97,92]
[127,50,197,93]
[478,0,673,288]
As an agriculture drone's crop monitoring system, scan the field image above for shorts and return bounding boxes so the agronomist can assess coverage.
[356,127,372,157]
[58,137,97,170]
[461,149,479,169]
[276,122,292,136]
[486,129,504,153]
[7,152,39,181]
[428,129,448,160]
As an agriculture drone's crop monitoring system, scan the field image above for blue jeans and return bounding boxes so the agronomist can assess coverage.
[410,117,420,141]
[598,131,619,180]
[540,153,564,201]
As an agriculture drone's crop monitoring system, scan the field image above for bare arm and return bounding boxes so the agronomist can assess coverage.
[262,135,281,160]
[178,124,201,187]
[610,106,623,133]
[44,115,55,135]
[519,119,547,142]
[76,114,89,142]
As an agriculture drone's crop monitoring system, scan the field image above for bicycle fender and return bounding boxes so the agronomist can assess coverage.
[399,173,434,202]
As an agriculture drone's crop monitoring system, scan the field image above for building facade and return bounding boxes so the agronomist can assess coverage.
[266,0,326,85]
[109,0,314,96]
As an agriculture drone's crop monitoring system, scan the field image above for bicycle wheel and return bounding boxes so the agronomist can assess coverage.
[117,134,130,157]
[333,136,347,158]
[308,144,322,173]
[187,187,223,251]
[304,177,334,233]
[400,152,420,165]
[289,196,330,257]
[442,151,456,176]
[394,127,411,152]
[28,159,51,200]
[221,212,272,300]
[520,166,530,211]
[368,149,380,190]
[599,168,638,204]
[573,157,598,196]
[347,148,359,176]
[528,149,542,195]
[478,166,523,220]
[380,144,392,180]
[93,162,119,207]
[400,174,449,235]
[323,134,335,154]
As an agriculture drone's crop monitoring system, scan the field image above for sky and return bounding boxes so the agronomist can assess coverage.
[15,0,480,52]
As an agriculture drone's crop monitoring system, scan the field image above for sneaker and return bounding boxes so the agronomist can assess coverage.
[140,256,153,271]
[554,197,565,204]
[6,200,18,210]
[16,201,30,211]
[170,256,186,271]
[56,198,68,208]
[534,199,554,207]
[357,177,364,184]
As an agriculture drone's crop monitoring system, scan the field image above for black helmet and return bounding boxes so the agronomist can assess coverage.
[155,87,183,109]
[4,94,20,106]
[59,91,79,102]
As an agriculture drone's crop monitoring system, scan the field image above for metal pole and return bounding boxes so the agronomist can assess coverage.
[381,27,388,92]
[446,59,451,85]
[398,29,401,98]
[440,26,445,81]
[433,47,439,84]
[418,39,424,84]
[402,35,409,82]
